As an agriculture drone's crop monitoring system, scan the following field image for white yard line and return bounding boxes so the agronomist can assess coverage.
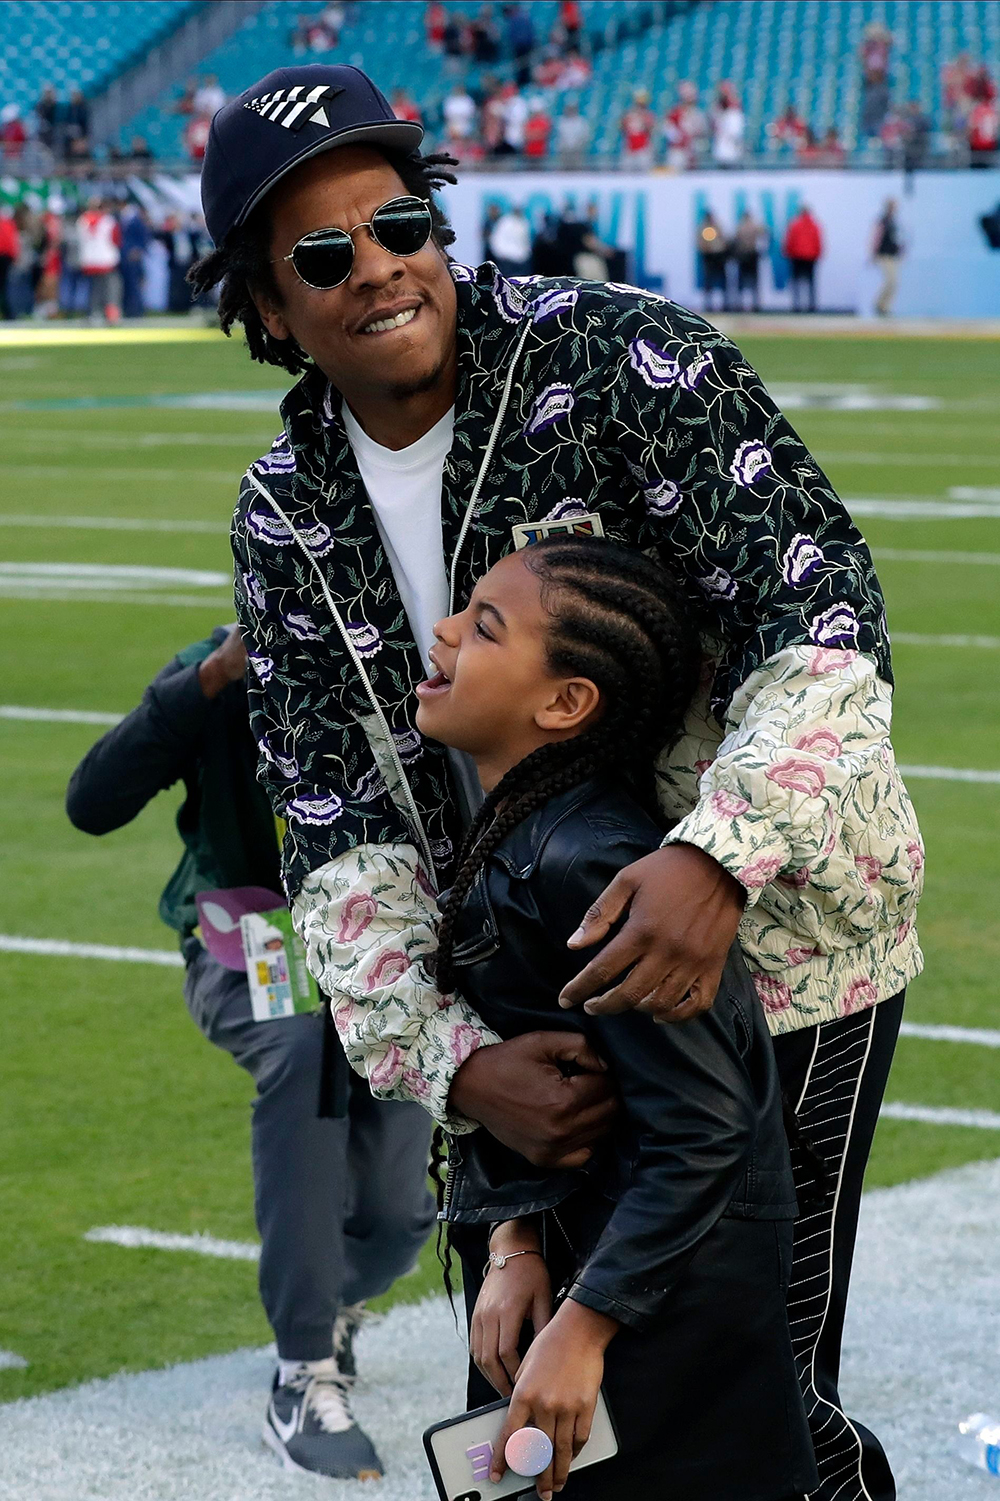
[1,705,123,725]
[0,1351,28,1371]
[872,548,1000,565]
[899,1021,1000,1049]
[821,452,999,467]
[4,430,274,450]
[0,563,230,588]
[0,513,228,534]
[892,632,1000,648]
[898,764,1000,785]
[84,1227,260,1262]
[8,464,234,483]
[848,497,1000,519]
[0,587,233,607]
[949,486,1000,501]
[879,1102,1000,1130]
[0,935,183,967]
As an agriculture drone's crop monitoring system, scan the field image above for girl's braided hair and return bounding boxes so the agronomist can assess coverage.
[186,149,459,374]
[428,536,703,1305]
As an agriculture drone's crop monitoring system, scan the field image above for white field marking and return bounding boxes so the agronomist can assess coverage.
[0,563,230,588]
[0,513,228,534]
[85,1226,260,1262]
[4,430,276,449]
[898,763,1000,784]
[872,547,1000,565]
[950,486,1000,501]
[0,1350,28,1371]
[0,935,183,967]
[0,587,233,608]
[769,385,940,412]
[847,497,1000,519]
[8,464,234,483]
[899,1021,1000,1049]
[879,1102,1000,1130]
[892,632,1000,648]
[0,705,123,725]
[818,451,999,466]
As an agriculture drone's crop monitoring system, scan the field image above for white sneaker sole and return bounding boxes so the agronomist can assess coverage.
[261,1416,382,1481]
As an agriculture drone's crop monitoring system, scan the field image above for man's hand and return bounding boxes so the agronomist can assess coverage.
[447,1031,617,1169]
[198,626,247,700]
[559,844,745,1022]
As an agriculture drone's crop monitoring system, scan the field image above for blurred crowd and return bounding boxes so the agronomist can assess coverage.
[857,23,997,167]
[0,194,212,323]
[481,197,627,281]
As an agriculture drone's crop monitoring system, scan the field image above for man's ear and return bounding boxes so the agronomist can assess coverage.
[250,282,291,343]
[534,677,601,734]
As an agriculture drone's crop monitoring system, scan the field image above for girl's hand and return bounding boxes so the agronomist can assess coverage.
[470,1221,551,1396]
[489,1299,618,1499]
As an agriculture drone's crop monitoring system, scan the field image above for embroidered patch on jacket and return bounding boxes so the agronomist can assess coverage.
[511,514,605,549]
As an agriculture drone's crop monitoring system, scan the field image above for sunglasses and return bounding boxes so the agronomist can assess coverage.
[276,195,434,290]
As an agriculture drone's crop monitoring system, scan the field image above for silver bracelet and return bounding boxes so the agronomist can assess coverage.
[483,1248,545,1275]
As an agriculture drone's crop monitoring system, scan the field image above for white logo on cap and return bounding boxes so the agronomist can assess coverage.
[243,83,345,131]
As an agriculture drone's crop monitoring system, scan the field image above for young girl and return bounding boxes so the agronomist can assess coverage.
[415,537,817,1501]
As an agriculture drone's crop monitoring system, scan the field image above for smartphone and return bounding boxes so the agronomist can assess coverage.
[423,1389,618,1501]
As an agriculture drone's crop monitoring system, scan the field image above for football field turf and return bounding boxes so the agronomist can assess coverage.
[1,326,998,1403]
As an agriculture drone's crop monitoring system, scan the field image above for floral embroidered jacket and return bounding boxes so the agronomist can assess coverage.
[232,262,924,1130]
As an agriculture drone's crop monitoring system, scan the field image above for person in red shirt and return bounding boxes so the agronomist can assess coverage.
[665,80,705,169]
[0,105,27,159]
[770,103,808,155]
[968,97,999,164]
[523,99,552,159]
[620,88,656,169]
[184,113,212,163]
[390,88,421,125]
[783,205,823,312]
[425,1,446,49]
[0,207,20,320]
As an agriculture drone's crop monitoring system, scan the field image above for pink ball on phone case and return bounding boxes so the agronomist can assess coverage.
[504,1427,554,1476]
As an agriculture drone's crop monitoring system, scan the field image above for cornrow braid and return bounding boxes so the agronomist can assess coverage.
[186,150,459,373]
[433,536,704,998]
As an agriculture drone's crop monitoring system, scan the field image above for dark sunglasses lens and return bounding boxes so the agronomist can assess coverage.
[371,198,433,257]
[291,231,354,289]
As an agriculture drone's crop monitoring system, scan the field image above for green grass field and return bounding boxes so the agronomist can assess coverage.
[1,327,998,1403]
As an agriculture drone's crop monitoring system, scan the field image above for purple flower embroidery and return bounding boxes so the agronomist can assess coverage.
[543,496,588,521]
[493,274,525,324]
[430,836,454,863]
[255,438,296,475]
[681,350,714,389]
[449,262,476,284]
[532,287,579,324]
[248,652,274,684]
[346,621,383,658]
[699,567,737,601]
[299,520,334,557]
[242,571,265,611]
[643,479,683,517]
[783,534,826,586]
[392,727,423,763]
[629,337,681,388]
[285,792,344,826]
[258,736,299,781]
[729,439,772,487]
[246,510,293,546]
[809,602,860,648]
[282,610,323,642]
[524,383,574,436]
[351,764,386,803]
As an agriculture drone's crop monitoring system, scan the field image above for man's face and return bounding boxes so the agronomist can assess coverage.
[254,147,458,404]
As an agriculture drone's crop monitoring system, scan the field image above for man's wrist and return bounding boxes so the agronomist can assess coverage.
[445,1040,491,1123]
[197,653,230,701]
[557,1295,619,1350]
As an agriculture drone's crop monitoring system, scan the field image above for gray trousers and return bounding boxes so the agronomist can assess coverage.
[183,946,436,1361]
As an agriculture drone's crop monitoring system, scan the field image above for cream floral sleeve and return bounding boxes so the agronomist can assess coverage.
[291,843,500,1131]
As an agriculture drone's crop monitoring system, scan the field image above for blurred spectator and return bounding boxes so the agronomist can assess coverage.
[872,198,903,317]
[665,80,706,170]
[8,205,38,317]
[185,114,213,163]
[33,207,61,320]
[175,77,198,115]
[711,85,745,167]
[504,4,536,87]
[901,101,931,170]
[523,97,552,159]
[942,51,973,143]
[470,5,501,63]
[391,88,421,124]
[555,98,589,168]
[968,95,999,165]
[860,21,892,138]
[0,105,26,159]
[797,126,843,166]
[481,82,507,154]
[36,85,58,151]
[730,208,767,311]
[120,204,150,318]
[499,81,529,155]
[696,209,728,312]
[967,63,997,104]
[559,0,582,50]
[193,75,226,117]
[0,205,19,319]
[59,214,87,313]
[129,134,154,163]
[78,197,121,323]
[533,46,564,88]
[770,103,808,154]
[426,1,446,49]
[531,210,563,274]
[574,203,614,280]
[783,205,822,312]
[65,87,90,154]
[879,103,907,163]
[488,204,532,276]
[443,9,468,58]
[556,49,591,89]
[620,88,656,169]
[444,82,477,140]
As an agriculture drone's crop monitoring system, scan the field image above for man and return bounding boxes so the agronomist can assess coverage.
[66,625,437,1481]
[784,203,823,313]
[192,64,923,1501]
[872,199,903,317]
[76,195,120,324]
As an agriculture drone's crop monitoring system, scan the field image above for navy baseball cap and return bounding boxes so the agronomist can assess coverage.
[200,64,423,247]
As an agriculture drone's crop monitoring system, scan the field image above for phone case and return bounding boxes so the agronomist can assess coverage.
[423,1389,618,1501]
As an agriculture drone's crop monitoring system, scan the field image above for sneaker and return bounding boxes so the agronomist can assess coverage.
[263,1357,383,1480]
[333,1301,367,1385]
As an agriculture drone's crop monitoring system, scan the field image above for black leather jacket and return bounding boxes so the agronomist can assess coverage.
[441,777,798,1330]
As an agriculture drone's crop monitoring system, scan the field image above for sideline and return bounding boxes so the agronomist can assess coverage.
[0,325,225,348]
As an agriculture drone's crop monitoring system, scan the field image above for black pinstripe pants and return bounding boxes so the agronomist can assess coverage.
[773,992,905,1501]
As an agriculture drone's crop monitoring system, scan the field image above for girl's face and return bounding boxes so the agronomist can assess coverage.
[415,550,600,790]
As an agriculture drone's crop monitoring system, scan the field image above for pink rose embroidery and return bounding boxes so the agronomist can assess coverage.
[415,863,437,901]
[822,816,838,856]
[807,647,857,676]
[894,918,913,946]
[738,853,783,888]
[336,891,379,944]
[906,840,925,873]
[777,866,811,889]
[840,977,878,1015]
[401,1066,432,1103]
[766,756,826,798]
[855,855,883,886]
[710,790,750,818]
[694,758,715,776]
[754,974,794,1014]
[450,1022,483,1068]
[365,948,411,991]
[785,946,821,966]
[332,998,356,1034]
[793,728,843,760]
[370,1043,405,1091]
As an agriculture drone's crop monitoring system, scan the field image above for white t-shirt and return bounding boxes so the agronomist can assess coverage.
[443,90,476,138]
[342,399,483,823]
